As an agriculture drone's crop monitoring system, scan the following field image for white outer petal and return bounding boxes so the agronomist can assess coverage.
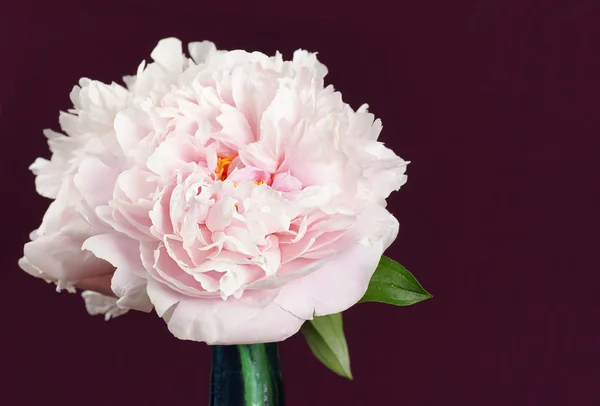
[81,291,129,320]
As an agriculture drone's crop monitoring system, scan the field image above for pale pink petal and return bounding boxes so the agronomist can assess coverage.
[230,64,279,135]
[115,167,156,204]
[226,167,271,184]
[151,244,209,296]
[74,156,119,209]
[214,108,255,149]
[75,274,114,297]
[81,233,152,311]
[24,231,113,285]
[271,171,302,192]
[238,142,279,173]
[205,198,235,232]
[114,109,151,154]
[148,283,302,344]
[149,186,174,236]
[146,278,182,317]
[111,267,152,312]
[146,135,201,177]
[275,240,384,319]
[81,233,145,276]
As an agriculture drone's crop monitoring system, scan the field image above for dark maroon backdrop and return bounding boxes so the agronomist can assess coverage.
[1,0,598,404]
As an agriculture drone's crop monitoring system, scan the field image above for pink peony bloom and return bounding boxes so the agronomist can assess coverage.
[21,38,407,344]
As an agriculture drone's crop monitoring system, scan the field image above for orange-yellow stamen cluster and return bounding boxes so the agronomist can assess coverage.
[215,155,270,186]
[215,156,233,181]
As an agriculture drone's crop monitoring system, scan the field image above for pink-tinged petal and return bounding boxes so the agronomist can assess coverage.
[293,185,341,209]
[96,205,151,242]
[146,135,201,178]
[254,235,281,276]
[247,257,326,292]
[182,227,214,264]
[115,167,156,204]
[168,182,188,235]
[151,244,211,296]
[36,187,73,236]
[146,278,182,317]
[205,198,235,232]
[74,156,119,209]
[111,267,153,312]
[23,231,113,285]
[218,265,263,298]
[110,200,154,240]
[226,167,271,184]
[271,171,302,192]
[214,108,255,149]
[20,256,114,296]
[221,226,260,257]
[238,142,279,173]
[82,233,145,275]
[163,236,194,269]
[261,83,302,129]
[353,204,399,250]
[81,234,152,311]
[152,286,303,344]
[275,240,384,319]
[279,234,316,264]
[361,142,408,200]
[75,274,114,297]
[149,186,174,237]
[274,206,397,318]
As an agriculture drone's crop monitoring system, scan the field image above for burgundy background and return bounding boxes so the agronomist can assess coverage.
[1,0,598,404]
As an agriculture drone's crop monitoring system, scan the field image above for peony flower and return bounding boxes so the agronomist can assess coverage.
[21,38,407,344]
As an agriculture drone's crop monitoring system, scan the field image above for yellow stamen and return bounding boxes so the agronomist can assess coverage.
[216,156,270,186]
[215,156,233,181]
[233,180,266,188]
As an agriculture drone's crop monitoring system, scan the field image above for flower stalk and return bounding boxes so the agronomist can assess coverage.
[209,343,285,406]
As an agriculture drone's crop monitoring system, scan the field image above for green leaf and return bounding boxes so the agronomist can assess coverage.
[360,256,432,306]
[301,313,352,380]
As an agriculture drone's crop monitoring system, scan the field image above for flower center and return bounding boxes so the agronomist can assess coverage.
[215,156,233,181]
[215,155,270,186]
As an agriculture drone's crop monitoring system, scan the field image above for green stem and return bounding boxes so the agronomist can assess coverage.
[209,343,285,406]
[239,344,274,405]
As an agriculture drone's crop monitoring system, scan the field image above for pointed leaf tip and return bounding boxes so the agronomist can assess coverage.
[359,256,432,306]
[301,313,352,380]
